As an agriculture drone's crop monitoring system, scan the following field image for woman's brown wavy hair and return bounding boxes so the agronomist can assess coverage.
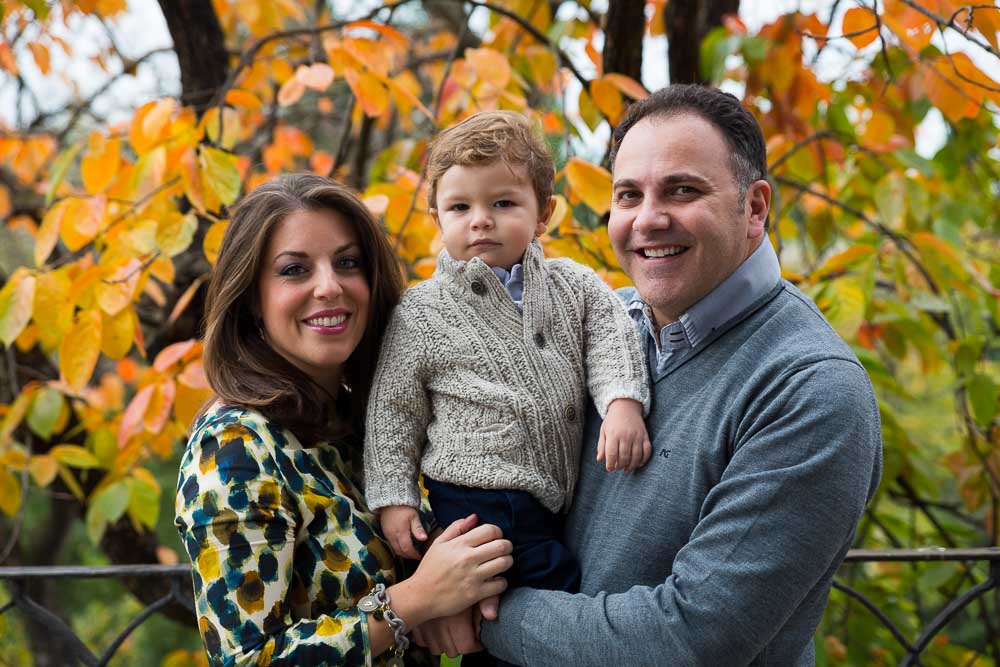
[200,174,404,441]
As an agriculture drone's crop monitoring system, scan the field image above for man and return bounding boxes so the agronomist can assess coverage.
[475,85,883,665]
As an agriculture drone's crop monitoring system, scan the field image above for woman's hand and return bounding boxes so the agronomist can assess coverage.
[388,514,512,627]
[380,505,427,559]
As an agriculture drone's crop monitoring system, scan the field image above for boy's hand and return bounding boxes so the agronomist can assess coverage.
[380,505,427,559]
[597,399,651,472]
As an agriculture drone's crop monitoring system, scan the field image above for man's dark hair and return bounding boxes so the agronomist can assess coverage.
[610,84,768,205]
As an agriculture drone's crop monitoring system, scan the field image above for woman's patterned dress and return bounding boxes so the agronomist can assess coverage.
[175,404,430,666]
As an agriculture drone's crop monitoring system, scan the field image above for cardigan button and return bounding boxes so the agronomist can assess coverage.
[470,280,487,296]
[534,332,545,348]
[564,405,577,422]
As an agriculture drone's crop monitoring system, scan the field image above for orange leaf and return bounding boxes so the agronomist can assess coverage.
[143,379,176,434]
[153,339,197,373]
[345,69,389,117]
[863,109,896,146]
[277,76,306,107]
[59,196,106,252]
[202,220,228,266]
[80,132,121,194]
[29,454,58,487]
[602,73,649,100]
[180,147,206,213]
[590,78,624,125]
[311,150,334,177]
[35,199,69,266]
[465,48,512,89]
[344,20,409,49]
[297,63,335,90]
[0,43,17,74]
[565,158,612,216]
[28,42,51,75]
[59,309,102,394]
[225,88,263,111]
[119,383,153,448]
[842,7,880,49]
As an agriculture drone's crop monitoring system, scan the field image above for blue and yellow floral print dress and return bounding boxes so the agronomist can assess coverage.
[175,404,429,666]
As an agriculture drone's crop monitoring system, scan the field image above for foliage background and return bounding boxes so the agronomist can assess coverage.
[0,0,998,665]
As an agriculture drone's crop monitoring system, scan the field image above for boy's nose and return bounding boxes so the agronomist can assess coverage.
[470,207,495,230]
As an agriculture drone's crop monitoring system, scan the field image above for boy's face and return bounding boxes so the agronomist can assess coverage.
[433,161,554,270]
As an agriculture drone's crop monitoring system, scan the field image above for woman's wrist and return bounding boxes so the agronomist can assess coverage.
[386,579,435,629]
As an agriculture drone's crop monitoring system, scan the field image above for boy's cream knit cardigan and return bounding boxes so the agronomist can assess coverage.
[364,240,650,513]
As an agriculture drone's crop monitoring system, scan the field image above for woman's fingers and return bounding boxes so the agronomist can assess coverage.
[436,514,479,544]
[456,522,505,548]
[477,554,514,579]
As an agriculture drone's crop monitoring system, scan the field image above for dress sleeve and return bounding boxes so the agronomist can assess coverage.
[175,416,374,667]
[575,265,650,417]
[481,359,882,665]
[364,299,434,510]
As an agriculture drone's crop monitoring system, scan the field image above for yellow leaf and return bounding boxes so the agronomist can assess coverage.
[0,467,21,517]
[821,277,866,339]
[29,454,58,487]
[200,107,242,151]
[812,245,876,280]
[525,47,557,88]
[80,132,121,194]
[277,76,307,107]
[157,212,198,257]
[842,7,880,49]
[175,380,211,429]
[180,147,206,214]
[297,62,335,90]
[59,196,105,252]
[203,220,228,266]
[590,78,624,125]
[140,98,176,149]
[97,258,143,315]
[466,48,512,89]
[32,270,74,351]
[101,307,135,359]
[565,158,612,216]
[200,146,241,206]
[50,444,101,469]
[602,73,649,100]
[0,268,36,346]
[577,88,602,131]
[131,145,167,200]
[345,69,389,117]
[1,389,35,446]
[546,194,572,234]
[59,309,102,393]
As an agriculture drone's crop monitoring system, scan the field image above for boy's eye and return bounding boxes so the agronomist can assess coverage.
[494,199,514,208]
[450,203,469,212]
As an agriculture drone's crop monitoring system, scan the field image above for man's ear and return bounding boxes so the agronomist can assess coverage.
[745,180,770,240]
[536,196,556,237]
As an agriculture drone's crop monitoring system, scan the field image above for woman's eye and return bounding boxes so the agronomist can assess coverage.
[337,256,364,270]
[279,264,306,277]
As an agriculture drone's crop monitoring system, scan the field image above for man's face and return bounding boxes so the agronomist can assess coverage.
[608,114,769,326]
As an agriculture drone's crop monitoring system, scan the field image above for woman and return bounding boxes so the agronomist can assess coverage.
[175,174,512,666]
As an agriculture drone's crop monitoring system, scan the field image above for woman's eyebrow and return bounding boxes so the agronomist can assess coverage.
[272,243,358,262]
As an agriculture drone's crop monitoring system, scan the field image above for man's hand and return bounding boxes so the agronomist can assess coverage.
[380,505,427,559]
[597,399,651,472]
[412,606,483,657]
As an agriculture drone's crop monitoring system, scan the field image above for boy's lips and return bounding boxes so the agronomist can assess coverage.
[469,239,501,247]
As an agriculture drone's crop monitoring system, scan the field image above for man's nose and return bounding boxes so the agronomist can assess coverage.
[313,267,344,300]
[632,200,671,233]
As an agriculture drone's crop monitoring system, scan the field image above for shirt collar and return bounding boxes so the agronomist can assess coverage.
[626,237,781,350]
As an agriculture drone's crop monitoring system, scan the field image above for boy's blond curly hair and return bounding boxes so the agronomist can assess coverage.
[426,110,555,212]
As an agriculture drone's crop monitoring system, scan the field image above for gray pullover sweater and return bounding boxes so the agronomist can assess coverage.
[364,240,649,513]
[482,281,883,666]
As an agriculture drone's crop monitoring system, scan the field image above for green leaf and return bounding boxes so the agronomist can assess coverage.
[26,387,64,440]
[88,427,117,468]
[953,336,984,379]
[127,477,159,529]
[874,172,905,228]
[22,0,50,20]
[0,226,34,279]
[895,149,935,178]
[200,146,241,206]
[700,27,734,85]
[50,444,100,469]
[156,212,198,257]
[86,479,131,544]
[45,142,84,206]
[967,373,998,428]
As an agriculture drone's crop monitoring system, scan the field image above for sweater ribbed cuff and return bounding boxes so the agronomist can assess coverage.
[595,382,651,418]
[364,479,421,511]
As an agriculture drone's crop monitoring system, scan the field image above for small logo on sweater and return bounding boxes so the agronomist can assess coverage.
[659,448,671,460]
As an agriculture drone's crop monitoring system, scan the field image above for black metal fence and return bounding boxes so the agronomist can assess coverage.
[1,548,998,666]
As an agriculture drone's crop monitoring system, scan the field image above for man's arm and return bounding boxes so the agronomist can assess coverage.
[482,359,882,665]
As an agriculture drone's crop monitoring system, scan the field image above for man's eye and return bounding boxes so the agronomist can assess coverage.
[673,185,697,196]
[279,264,306,277]
[616,190,640,202]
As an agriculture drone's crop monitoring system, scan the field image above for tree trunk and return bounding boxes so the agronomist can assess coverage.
[157,0,230,114]
[602,0,645,82]
[664,0,740,85]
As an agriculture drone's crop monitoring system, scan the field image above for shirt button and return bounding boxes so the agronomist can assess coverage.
[470,280,487,296]
[564,405,577,422]
[534,333,545,348]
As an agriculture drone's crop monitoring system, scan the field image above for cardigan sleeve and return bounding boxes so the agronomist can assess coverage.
[175,416,374,667]
[363,298,434,510]
[573,265,650,417]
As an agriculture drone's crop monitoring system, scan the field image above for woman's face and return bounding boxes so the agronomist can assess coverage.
[257,207,371,395]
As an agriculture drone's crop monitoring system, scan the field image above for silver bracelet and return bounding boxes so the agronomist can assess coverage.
[358,582,409,666]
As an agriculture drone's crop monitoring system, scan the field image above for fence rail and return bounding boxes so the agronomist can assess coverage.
[1,548,999,666]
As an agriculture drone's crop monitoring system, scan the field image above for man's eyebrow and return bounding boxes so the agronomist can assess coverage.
[613,173,711,189]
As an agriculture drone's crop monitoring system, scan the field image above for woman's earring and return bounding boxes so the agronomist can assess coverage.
[256,320,266,340]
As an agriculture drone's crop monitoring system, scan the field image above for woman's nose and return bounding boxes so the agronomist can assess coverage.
[313,267,344,299]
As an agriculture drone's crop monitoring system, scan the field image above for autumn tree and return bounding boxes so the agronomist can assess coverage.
[1,0,998,664]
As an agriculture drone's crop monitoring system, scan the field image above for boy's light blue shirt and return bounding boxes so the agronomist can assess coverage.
[490,263,525,311]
